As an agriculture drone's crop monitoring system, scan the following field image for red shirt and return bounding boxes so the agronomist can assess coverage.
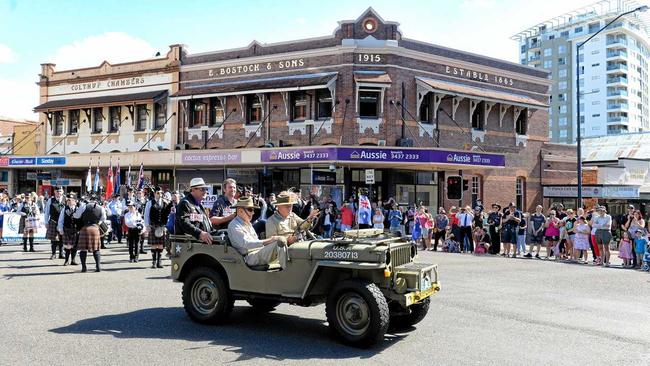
[450,213,459,227]
[341,206,354,226]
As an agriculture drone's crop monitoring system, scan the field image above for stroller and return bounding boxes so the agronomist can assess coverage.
[642,244,650,272]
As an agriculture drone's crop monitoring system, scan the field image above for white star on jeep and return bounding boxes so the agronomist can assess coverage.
[175,244,182,254]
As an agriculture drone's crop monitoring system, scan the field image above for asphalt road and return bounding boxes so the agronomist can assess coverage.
[1,241,648,366]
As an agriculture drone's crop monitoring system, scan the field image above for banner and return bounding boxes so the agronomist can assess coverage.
[1,212,47,241]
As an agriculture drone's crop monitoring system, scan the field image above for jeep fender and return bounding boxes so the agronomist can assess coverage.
[301,261,386,299]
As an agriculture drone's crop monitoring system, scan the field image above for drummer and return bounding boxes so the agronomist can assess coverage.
[144,187,172,269]
[265,191,319,245]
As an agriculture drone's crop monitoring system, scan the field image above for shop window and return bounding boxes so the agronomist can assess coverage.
[109,106,121,133]
[210,97,225,127]
[53,111,64,136]
[247,95,262,124]
[0,170,8,183]
[154,102,166,130]
[92,108,103,134]
[68,109,79,135]
[135,104,147,131]
[516,177,525,209]
[471,102,485,130]
[317,89,332,119]
[471,176,481,208]
[359,89,381,119]
[190,100,206,127]
[516,110,528,135]
[291,91,308,122]
[419,93,432,123]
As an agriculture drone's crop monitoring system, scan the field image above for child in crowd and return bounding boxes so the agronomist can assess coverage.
[515,214,527,257]
[443,233,460,253]
[618,231,634,268]
[475,228,489,254]
[472,226,483,253]
[573,216,591,264]
[634,230,648,269]
[642,242,650,271]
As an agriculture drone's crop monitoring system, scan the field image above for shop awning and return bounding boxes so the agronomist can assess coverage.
[354,71,392,85]
[173,72,337,100]
[416,77,548,109]
[34,90,168,112]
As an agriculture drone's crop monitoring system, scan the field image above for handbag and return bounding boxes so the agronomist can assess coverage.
[154,226,165,238]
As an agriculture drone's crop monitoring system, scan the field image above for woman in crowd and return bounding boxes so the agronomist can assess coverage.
[124,201,144,263]
[433,207,448,252]
[487,204,502,255]
[418,207,433,250]
[372,207,385,231]
[526,205,545,259]
[574,216,591,264]
[544,210,560,259]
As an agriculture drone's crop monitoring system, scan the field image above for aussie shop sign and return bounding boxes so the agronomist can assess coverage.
[261,148,336,163]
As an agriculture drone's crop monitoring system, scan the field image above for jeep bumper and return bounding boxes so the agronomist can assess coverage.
[390,263,441,307]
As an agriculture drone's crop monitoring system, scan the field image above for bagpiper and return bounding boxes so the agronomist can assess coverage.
[144,187,172,268]
[44,186,65,259]
[18,194,40,252]
[57,192,79,265]
[74,194,105,272]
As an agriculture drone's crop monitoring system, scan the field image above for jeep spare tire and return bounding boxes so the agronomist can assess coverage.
[326,279,389,348]
[182,267,232,324]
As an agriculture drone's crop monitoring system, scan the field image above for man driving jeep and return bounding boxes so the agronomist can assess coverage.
[228,197,288,268]
[265,191,319,244]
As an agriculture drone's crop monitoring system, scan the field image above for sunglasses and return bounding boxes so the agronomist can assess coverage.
[194,187,208,192]
[245,208,254,213]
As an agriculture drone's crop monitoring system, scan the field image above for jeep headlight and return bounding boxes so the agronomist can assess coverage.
[385,251,391,265]
[410,243,417,258]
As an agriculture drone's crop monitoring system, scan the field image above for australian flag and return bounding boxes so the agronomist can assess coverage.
[357,195,371,225]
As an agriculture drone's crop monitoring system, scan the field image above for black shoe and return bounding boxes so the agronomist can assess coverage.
[81,266,87,273]
[101,244,106,249]
[71,261,78,265]
[139,249,147,254]
[29,247,35,252]
[134,258,139,263]
[524,253,532,258]
[118,240,122,244]
[50,254,56,260]
[151,263,156,269]
[58,255,65,259]
[535,254,541,259]
[23,246,27,252]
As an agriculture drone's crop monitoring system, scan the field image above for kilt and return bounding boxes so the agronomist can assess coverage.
[62,228,78,249]
[46,220,60,241]
[147,226,166,250]
[77,225,101,252]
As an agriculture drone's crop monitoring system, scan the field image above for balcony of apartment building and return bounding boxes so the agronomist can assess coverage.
[607,75,628,86]
[607,112,629,124]
[527,52,541,65]
[529,39,541,50]
[606,35,628,49]
[607,124,629,135]
[606,87,628,98]
[607,102,629,111]
[606,50,628,60]
[606,62,628,75]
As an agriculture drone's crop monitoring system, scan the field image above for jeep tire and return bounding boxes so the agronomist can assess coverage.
[326,279,389,348]
[247,299,281,312]
[389,297,430,330]
[182,267,233,324]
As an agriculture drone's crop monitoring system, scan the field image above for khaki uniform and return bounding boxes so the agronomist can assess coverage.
[265,211,311,238]
[229,216,288,268]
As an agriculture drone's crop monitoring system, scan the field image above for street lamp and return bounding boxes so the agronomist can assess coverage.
[575,5,648,208]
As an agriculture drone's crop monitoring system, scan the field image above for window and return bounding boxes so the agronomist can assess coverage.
[549,35,555,40]
[579,116,585,124]
[92,108,103,133]
[543,60,552,69]
[359,89,381,119]
[53,111,64,136]
[210,97,225,127]
[290,91,308,121]
[558,93,566,101]
[316,89,332,119]
[592,114,600,117]
[589,22,600,33]
[68,109,79,135]
[575,26,583,33]
[471,102,484,130]
[543,48,552,57]
[471,176,481,208]
[578,54,584,62]
[419,93,431,123]
[558,57,566,65]
[591,101,600,105]
[135,105,147,131]
[558,45,566,54]
[520,45,526,53]
[154,102,166,129]
[559,130,568,138]
[109,106,121,133]
[560,31,569,38]
[246,95,262,124]
[558,81,567,90]
[516,110,527,135]
[559,117,568,126]
[190,100,206,127]
[558,69,567,78]
[559,105,567,114]
[515,177,525,210]
[591,63,600,67]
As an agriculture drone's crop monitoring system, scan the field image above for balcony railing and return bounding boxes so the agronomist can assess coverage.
[607,116,629,123]
[606,64,628,71]
[606,38,628,46]
[607,90,628,97]
[607,103,628,110]
[607,77,628,84]
[607,50,628,58]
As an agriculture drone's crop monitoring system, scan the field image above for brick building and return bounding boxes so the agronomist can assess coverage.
[16,7,575,211]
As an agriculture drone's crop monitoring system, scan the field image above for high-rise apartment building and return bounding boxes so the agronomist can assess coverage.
[513,0,650,143]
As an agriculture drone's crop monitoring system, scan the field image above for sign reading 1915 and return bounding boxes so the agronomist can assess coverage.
[356,54,383,63]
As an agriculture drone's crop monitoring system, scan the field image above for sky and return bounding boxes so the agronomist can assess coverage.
[0,0,603,121]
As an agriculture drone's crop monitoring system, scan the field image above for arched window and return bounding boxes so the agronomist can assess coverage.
[516,177,526,209]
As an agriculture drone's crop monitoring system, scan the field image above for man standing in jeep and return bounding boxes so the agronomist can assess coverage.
[175,178,213,245]
[265,192,319,244]
[228,197,287,268]
[210,178,238,231]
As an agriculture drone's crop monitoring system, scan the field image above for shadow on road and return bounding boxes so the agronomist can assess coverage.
[49,306,404,361]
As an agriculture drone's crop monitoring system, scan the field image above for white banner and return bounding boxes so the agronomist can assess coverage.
[201,195,219,210]
[1,212,47,241]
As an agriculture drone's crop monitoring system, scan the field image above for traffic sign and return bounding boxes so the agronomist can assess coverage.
[365,169,375,184]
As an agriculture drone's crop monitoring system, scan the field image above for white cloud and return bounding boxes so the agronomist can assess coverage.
[47,32,157,70]
[0,44,18,64]
[461,0,496,9]
[0,77,38,121]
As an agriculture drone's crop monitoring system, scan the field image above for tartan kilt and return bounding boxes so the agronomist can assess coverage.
[147,226,166,250]
[62,228,77,249]
[77,225,101,252]
[46,220,60,241]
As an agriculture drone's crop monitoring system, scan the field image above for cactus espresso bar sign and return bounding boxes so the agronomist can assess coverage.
[260,147,505,167]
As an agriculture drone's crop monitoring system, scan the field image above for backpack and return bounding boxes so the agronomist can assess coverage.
[166,210,176,234]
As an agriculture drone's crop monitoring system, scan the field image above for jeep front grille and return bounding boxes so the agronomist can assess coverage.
[390,245,412,268]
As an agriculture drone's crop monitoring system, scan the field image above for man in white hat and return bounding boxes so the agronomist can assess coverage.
[174,178,213,244]
[265,191,319,244]
[228,196,287,268]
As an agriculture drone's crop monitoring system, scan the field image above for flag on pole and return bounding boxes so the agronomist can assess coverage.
[357,194,372,225]
[126,164,132,188]
[137,162,144,189]
[93,160,100,193]
[85,159,92,193]
[105,159,114,200]
[115,159,121,191]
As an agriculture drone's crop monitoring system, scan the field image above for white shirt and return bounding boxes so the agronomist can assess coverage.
[457,212,474,227]
[124,211,143,229]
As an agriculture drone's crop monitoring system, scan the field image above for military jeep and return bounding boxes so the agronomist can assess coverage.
[169,228,440,347]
